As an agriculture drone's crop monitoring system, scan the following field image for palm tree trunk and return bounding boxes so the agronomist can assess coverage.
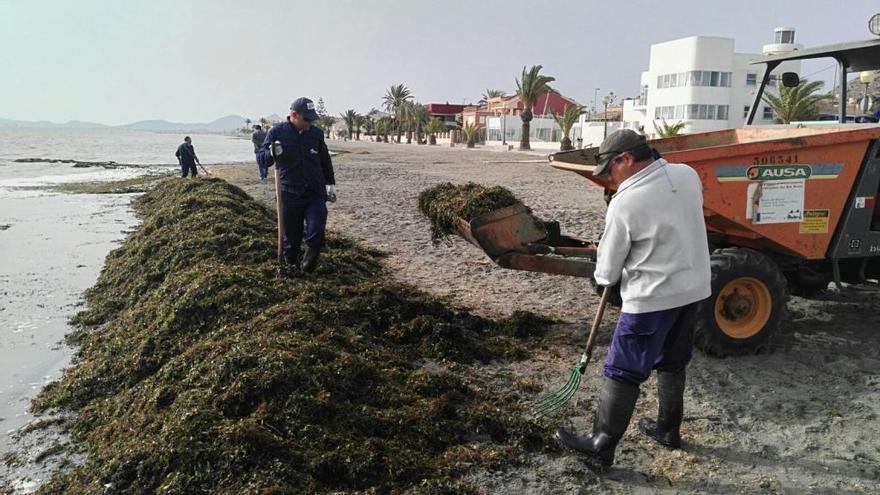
[519,108,533,151]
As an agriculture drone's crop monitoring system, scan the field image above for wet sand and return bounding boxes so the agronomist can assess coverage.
[0,190,136,488]
[214,140,880,494]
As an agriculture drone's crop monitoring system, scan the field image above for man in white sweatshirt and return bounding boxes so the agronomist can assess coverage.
[554,129,711,472]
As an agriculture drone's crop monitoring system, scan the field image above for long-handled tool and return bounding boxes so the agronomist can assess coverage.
[197,161,210,175]
[271,141,286,274]
[536,286,611,417]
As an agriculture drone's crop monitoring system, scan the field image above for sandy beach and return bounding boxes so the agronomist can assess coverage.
[0,138,877,493]
[210,140,880,494]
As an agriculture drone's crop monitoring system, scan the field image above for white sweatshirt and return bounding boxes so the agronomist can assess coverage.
[594,158,711,314]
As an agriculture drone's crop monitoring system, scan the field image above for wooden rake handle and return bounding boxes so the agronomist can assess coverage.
[271,142,285,262]
[583,286,612,357]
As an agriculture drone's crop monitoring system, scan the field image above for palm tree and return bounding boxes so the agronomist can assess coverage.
[552,104,584,151]
[463,122,479,148]
[341,109,359,141]
[354,115,367,141]
[383,84,413,143]
[763,79,827,124]
[479,89,506,105]
[411,103,431,144]
[425,118,445,145]
[362,115,375,139]
[516,65,555,151]
[259,117,269,127]
[317,115,336,137]
[653,119,686,138]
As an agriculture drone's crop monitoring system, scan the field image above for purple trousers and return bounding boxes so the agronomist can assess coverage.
[604,302,699,386]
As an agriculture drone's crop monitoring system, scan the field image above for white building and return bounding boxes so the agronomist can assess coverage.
[623,28,803,137]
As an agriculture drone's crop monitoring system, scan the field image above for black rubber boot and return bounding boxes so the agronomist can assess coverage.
[553,378,640,472]
[300,245,320,273]
[638,370,685,449]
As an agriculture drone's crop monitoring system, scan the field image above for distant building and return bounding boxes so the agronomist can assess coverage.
[473,90,583,147]
[425,103,468,128]
[622,28,803,137]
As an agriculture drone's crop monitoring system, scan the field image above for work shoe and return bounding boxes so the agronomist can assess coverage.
[638,370,686,449]
[553,378,640,472]
[300,245,320,273]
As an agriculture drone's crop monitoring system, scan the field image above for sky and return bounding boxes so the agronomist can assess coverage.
[1,0,877,125]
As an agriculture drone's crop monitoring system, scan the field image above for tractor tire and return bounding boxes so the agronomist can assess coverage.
[694,248,788,357]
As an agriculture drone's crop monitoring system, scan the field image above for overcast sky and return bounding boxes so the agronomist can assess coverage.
[1,0,877,125]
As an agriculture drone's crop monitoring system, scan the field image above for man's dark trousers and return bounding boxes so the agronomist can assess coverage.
[603,302,699,386]
[281,191,327,262]
[257,157,268,180]
[181,162,198,178]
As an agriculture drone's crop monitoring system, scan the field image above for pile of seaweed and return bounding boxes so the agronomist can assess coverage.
[32,177,553,494]
[418,182,521,243]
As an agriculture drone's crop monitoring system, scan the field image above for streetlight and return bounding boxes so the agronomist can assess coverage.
[592,87,600,116]
[602,92,615,138]
[859,71,876,113]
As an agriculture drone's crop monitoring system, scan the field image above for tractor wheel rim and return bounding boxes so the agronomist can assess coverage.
[714,276,772,339]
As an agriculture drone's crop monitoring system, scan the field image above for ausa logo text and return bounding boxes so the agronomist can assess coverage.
[746,165,812,181]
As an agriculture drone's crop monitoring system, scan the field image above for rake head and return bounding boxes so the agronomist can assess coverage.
[534,352,591,418]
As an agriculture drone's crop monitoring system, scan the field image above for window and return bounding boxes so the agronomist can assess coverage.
[698,104,709,119]
[746,73,757,86]
[743,106,750,118]
[763,106,774,120]
[767,75,777,87]
[657,70,733,89]
[717,105,728,120]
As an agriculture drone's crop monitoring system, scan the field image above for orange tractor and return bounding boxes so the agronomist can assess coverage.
[455,37,880,356]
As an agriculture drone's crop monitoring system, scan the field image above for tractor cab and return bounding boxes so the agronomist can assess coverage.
[747,35,880,126]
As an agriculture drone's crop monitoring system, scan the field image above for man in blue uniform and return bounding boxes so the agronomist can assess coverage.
[176,136,201,178]
[251,124,269,182]
[257,97,337,273]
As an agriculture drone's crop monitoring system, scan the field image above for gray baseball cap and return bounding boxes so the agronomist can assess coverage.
[593,129,648,176]
[290,97,319,121]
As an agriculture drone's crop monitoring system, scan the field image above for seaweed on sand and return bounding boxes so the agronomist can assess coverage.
[31,177,553,494]
[418,182,521,243]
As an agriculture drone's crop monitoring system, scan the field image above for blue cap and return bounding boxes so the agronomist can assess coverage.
[290,97,319,121]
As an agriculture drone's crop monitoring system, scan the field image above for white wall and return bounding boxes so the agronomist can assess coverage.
[629,34,802,137]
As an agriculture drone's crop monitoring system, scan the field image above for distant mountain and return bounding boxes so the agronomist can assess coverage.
[119,115,246,132]
[0,118,107,129]
[0,115,247,132]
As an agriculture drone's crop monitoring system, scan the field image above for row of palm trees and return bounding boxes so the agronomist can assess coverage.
[314,65,580,151]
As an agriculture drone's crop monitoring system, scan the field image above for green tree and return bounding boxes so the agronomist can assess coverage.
[516,65,555,151]
[463,122,479,148]
[317,115,336,137]
[762,79,827,124]
[479,89,506,105]
[354,115,367,140]
[341,109,359,141]
[425,118,446,145]
[410,103,431,144]
[383,84,413,143]
[552,104,584,151]
[652,119,686,138]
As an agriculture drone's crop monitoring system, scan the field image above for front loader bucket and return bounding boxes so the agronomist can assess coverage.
[455,203,546,258]
[454,203,597,278]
